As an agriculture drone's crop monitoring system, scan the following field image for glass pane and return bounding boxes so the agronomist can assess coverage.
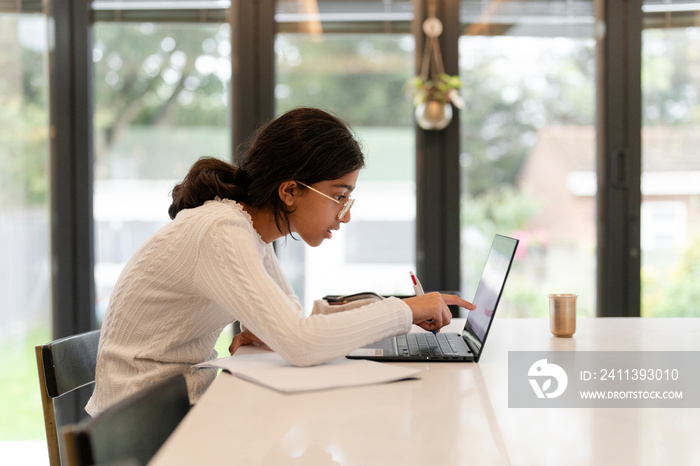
[641,1,700,317]
[0,10,51,461]
[275,27,415,309]
[459,0,597,318]
[93,22,231,323]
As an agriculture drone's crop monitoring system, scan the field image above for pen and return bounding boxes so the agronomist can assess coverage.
[409,271,424,296]
[409,271,436,334]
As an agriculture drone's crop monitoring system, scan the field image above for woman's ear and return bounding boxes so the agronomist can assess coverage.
[278,181,298,207]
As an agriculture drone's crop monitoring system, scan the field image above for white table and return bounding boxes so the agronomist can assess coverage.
[149,318,700,465]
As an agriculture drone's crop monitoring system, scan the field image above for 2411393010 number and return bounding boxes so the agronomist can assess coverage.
[598,368,679,381]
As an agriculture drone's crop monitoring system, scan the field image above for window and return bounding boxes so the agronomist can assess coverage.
[459,0,597,318]
[641,2,700,317]
[92,21,231,322]
[0,9,51,456]
[274,1,416,309]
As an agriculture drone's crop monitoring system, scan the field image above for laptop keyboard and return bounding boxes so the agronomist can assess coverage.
[396,333,459,357]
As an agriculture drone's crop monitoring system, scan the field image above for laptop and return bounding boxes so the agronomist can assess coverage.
[347,234,519,362]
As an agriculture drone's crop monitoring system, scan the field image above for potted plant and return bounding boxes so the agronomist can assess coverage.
[411,73,464,130]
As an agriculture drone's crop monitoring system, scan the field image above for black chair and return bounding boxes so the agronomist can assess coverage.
[62,374,191,466]
[35,330,101,466]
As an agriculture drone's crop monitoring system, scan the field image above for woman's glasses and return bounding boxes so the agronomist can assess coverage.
[296,181,355,221]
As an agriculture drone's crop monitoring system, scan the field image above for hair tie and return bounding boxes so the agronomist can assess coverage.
[233,168,248,188]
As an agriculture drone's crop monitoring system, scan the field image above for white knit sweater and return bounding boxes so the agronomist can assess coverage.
[85,199,412,416]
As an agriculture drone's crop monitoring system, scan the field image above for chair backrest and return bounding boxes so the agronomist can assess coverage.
[62,374,191,466]
[35,329,101,466]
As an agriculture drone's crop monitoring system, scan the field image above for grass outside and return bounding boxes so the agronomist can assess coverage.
[0,326,50,440]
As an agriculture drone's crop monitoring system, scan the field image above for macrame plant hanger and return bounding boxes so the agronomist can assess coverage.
[420,0,445,84]
[414,0,459,130]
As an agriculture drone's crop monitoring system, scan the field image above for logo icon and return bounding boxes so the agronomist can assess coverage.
[528,359,568,399]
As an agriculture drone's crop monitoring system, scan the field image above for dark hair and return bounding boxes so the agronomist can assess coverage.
[168,108,365,235]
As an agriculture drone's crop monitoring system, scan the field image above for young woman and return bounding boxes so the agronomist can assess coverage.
[86,107,474,416]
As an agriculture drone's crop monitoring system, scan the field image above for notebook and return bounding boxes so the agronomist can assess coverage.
[347,234,519,362]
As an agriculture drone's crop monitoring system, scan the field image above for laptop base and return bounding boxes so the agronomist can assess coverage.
[347,332,475,362]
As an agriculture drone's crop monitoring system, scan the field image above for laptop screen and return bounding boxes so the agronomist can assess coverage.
[462,235,519,352]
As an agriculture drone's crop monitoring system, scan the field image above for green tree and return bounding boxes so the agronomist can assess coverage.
[0,15,49,208]
[275,34,414,126]
[642,28,700,126]
[92,23,230,179]
[459,38,595,197]
[643,239,700,317]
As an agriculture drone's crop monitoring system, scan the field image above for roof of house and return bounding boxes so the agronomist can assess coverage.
[522,125,700,174]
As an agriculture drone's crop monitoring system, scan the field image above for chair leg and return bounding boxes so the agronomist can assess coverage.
[35,345,61,466]
[61,425,82,466]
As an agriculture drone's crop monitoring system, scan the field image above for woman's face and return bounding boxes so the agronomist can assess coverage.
[287,170,360,247]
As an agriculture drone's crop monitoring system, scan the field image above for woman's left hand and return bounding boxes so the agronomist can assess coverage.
[229,328,269,355]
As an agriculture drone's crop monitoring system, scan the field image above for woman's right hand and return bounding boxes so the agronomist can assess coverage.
[402,292,476,333]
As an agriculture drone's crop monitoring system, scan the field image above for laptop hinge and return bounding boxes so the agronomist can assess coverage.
[462,330,482,358]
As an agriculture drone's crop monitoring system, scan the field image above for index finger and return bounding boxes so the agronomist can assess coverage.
[440,294,476,311]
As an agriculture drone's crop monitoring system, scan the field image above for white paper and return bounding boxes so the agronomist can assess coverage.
[194,350,421,393]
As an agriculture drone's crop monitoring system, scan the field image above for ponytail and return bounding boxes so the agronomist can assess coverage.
[168,157,247,219]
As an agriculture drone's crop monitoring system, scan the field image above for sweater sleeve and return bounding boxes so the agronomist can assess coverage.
[311,297,384,316]
[260,242,303,314]
[192,217,412,366]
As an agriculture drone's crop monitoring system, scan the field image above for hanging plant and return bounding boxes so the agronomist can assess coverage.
[411,73,464,108]
[410,73,464,131]
[410,2,464,130]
